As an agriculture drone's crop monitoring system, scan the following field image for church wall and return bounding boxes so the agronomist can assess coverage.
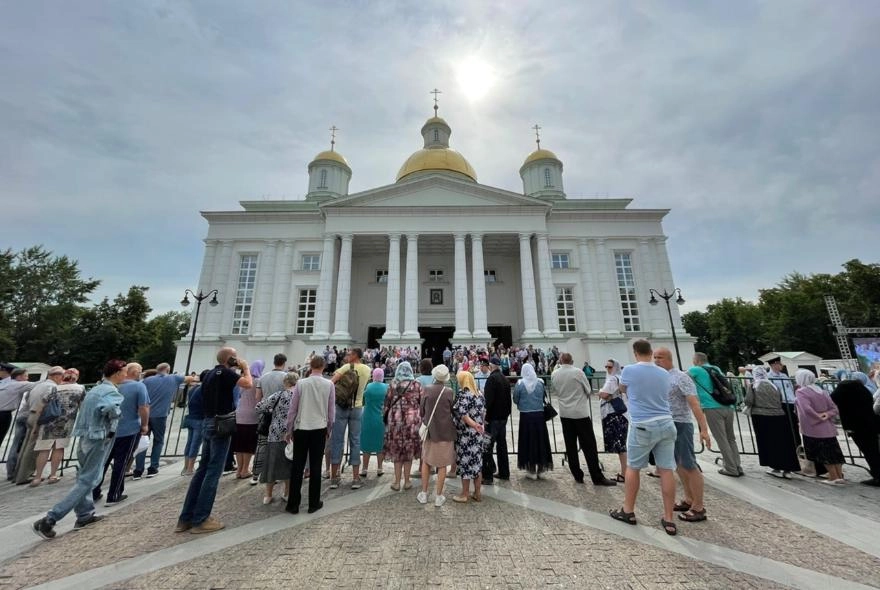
[483,253,522,337]
[349,252,392,343]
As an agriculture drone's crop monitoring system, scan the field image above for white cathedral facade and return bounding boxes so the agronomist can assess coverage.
[174,110,694,371]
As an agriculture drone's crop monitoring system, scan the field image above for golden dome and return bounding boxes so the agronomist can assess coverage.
[310,150,349,168]
[523,148,559,166]
[396,148,477,182]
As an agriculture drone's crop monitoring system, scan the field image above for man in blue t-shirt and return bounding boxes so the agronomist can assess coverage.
[134,363,197,479]
[610,339,679,536]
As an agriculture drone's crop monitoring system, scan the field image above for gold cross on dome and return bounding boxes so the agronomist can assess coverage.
[329,125,339,151]
[430,88,442,115]
[532,123,542,149]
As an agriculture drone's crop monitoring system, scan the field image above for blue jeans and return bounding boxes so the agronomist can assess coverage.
[5,414,28,480]
[179,420,231,525]
[183,417,204,460]
[135,416,167,473]
[330,406,362,466]
[48,437,114,523]
[626,418,677,470]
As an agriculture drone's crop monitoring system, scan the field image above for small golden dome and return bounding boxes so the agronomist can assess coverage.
[523,148,559,166]
[310,150,349,167]
[396,148,477,182]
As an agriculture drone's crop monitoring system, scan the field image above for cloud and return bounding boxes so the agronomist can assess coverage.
[1,1,878,316]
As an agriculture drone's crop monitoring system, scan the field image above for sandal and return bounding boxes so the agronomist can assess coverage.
[661,518,678,536]
[28,479,42,488]
[609,508,637,525]
[647,472,660,478]
[678,508,707,522]
[614,473,625,483]
[47,476,61,484]
[452,495,469,503]
[673,500,692,512]
[403,481,413,490]
[470,493,482,502]
[390,483,400,491]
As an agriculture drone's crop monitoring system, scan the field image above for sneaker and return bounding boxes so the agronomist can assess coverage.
[191,516,225,534]
[106,494,128,505]
[146,467,159,478]
[766,469,784,479]
[73,514,105,529]
[416,491,428,504]
[329,477,340,489]
[174,520,192,533]
[322,470,331,480]
[526,472,538,481]
[222,467,236,475]
[307,501,324,514]
[351,478,363,490]
[32,518,56,540]
[249,475,259,486]
[132,472,143,481]
[434,494,446,507]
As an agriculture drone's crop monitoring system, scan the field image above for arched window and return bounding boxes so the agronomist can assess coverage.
[433,129,439,142]
[544,168,553,188]
[318,169,328,189]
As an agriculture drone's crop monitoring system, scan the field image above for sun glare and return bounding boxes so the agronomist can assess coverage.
[456,57,495,101]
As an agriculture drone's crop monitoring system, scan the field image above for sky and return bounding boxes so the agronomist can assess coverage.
[2,1,878,315]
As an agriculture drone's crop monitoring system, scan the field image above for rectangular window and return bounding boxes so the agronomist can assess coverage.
[551,253,570,269]
[614,252,641,332]
[231,254,258,335]
[376,269,388,284]
[556,287,577,332]
[484,269,497,283]
[301,254,320,271]
[296,289,317,335]
[428,269,444,282]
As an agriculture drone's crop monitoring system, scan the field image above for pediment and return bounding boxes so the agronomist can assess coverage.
[321,174,550,210]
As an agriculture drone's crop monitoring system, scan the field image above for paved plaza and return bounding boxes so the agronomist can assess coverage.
[0,450,878,590]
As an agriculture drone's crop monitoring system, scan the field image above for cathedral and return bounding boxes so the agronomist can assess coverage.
[174,104,694,371]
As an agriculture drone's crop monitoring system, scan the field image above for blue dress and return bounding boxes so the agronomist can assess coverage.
[361,382,388,453]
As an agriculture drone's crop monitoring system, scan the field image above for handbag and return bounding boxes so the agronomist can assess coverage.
[134,434,150,456]
[542,391,558,422]
[257,394,282,437]
[796,445,816,476]
[609,396,627,415]
[420,387,447,442]
[37,396,62,426]
[214,410,237,437]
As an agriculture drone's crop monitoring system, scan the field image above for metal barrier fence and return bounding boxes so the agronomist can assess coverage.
[1,373,869,476]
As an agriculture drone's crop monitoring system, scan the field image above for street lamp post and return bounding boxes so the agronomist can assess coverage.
[649,287,686,370]
[180,289,219,377]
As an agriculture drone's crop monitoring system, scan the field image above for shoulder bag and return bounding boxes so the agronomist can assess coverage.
[257,393,282,437]
[214,411,237,437]
[419,387,447,442]
[542,388,558,422]
[384,381,415,425]
[38,394,62,426]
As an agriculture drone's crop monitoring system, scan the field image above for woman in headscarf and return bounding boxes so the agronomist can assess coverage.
[361,368,389,477]
[598,359,628,482]
[513,363,553,480]
[831,373,880,486]
[453,371,485,503]
[233,359,263,482]
[744,366,800,478]
[795,369,845,484]
[383,361,423,491]
[254,371,297,504]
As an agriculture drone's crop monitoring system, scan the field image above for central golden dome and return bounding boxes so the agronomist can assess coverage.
[397,148,477,182]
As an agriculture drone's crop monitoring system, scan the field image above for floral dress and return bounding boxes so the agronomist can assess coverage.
[37,383,86,442]
[383,379,422,462]
[454,388,485,480]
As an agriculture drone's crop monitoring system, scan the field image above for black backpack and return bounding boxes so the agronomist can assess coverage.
[699,366,736,406]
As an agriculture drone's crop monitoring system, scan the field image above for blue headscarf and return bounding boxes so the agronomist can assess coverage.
[852,371,878,394]
[394,361,414,382]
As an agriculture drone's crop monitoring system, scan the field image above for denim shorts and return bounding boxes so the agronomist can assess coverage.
[626,417,677,470]
[673,421,698,470]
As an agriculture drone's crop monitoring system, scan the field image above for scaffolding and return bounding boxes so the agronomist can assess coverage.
[824,294,880,371]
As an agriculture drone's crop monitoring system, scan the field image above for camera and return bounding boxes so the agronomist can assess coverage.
[227,357,239,368]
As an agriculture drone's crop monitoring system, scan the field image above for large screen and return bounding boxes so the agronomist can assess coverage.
[853,337,880,374]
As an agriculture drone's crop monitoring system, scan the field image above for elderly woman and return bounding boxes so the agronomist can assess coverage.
[361,368,389,477]
[233,359,264,482]
[831,374,880,486]
[417,358,434,388]
[513,363,553,480]
[795,369,845,484]
[418,365,456,507]
[384,361,423,491]
[31,369,85,486]
[253,371,298,504]
[744,367,800,478]
[453,371,486,503]
[598,359,628,482]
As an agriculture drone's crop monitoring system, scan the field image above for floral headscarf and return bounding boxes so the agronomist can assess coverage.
[394,361,414,382]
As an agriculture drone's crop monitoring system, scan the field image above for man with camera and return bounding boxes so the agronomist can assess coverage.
[176,347,252,535]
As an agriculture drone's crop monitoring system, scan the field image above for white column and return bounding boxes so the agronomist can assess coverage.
[453,232,471,339]
[639,238,667,336]
[577,239,602,335]
[535,233,561,338]
[269,240,294,338]
[595,239,620,335]
[220,243,240,336]
[470,233,491,340]
[251,240,278,338]
[331,233,353,340]
[189,239,218,338]
[402,233,420,339]
[313,234,336,339]
[654,237,683,329]
[204,240,231,337]
[519,233,542,340]
[384,233,402,340]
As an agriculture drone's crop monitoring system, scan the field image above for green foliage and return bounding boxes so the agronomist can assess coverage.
[136,311,191,370]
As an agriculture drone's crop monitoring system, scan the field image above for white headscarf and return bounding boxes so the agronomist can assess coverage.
[795,369,823,394]
[751,366,769,388]
[520,363,539,394]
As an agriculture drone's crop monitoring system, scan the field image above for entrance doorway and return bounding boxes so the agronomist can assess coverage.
[367,326,386,350]
[420,326,455,365]
[488,325,513,348]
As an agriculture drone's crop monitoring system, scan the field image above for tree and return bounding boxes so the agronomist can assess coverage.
[683,299,767,371]
[136,311,191,370]
[682,311,710,354]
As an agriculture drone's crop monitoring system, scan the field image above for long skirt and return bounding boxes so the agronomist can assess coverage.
[803,435,845,466]
[259,441,293,483]
[516,411,553,472]
[231,423,258,454]
[751,414,800,472]
[602,413,629,454]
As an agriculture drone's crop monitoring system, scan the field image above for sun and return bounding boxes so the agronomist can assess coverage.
[456,57,495,101]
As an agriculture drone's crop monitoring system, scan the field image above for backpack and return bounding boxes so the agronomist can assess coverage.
[700,366,736,406]
[335,363,360,409]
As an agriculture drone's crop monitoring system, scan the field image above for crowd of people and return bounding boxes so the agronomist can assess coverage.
[2,338,878,541]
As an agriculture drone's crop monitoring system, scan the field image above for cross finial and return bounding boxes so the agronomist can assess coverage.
[430,88,442,116]
[532,123,542,149]
[329,125,339,151]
